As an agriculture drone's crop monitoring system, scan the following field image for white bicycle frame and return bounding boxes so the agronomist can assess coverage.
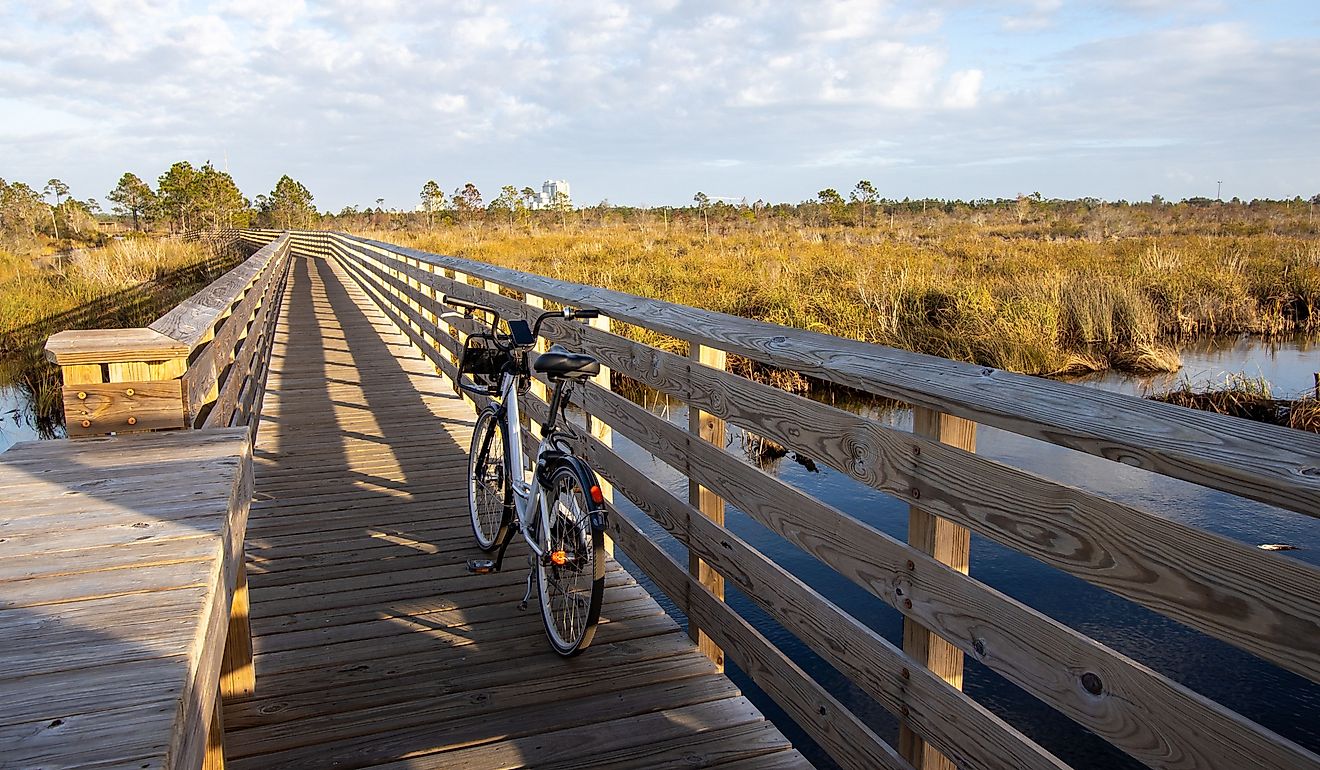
[491,367,555,561]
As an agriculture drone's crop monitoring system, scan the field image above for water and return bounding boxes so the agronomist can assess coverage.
[1072,334,1319,399]
[2,337,1315,766]
[0,385,43,453]
[605,334,1320,769]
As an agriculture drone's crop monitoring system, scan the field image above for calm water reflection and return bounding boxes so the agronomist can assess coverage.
[0,385,42,453]
[610,334,1319,770]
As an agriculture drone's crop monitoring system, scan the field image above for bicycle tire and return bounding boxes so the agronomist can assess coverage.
[468,408,511,551]
[537,464,605,656]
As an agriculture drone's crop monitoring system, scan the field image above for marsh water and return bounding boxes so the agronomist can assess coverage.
[605,334,1319,769]
[2,335,1315,767]
[0,384,46,452]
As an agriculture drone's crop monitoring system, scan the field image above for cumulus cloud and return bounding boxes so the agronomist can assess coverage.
[0,0,1315,205]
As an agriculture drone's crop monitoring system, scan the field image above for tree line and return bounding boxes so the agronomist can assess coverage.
[6,164,1318,247]
[105,164,318,233]
[0,164,319,250]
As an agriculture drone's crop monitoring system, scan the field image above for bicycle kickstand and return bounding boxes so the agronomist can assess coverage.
[518,569,534,612]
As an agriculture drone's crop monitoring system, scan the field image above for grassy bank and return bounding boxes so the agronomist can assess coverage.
[354,223,1319,379]
[0,235,243,435]
[1151,374,1320,433]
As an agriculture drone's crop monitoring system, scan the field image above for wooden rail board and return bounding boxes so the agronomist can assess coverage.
[0,428,252,770]
[223,253,800,769]
[339,232,1320,518]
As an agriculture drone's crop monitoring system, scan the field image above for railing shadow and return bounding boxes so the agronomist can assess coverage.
[224,253,727,767]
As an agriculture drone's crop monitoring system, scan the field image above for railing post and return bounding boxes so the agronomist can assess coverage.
[219,561,254,699]
[408,257,423,338]
[45,331,191,437]
[899,406,976,770]
[444,269,471,396]
[422,261,438,358]
[524,294,549,408]
[587,315,614,556]
[687,342,727,670]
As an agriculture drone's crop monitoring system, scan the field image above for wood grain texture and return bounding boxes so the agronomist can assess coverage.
[605,501,915,770]
[557,373,1320,770]
[900,407,976,770]
[188,245,288,426]
[538,318,1320,684]
[46,328,191,365]
[215,249,801,770]
[150,236,290,350]
[687,342,726,669]
[564,417,1065,770]
[342,231,1320,518]
[219,561,254,700]
[62,380,186,436]
[0,428,252,770]
[203,251,285,429]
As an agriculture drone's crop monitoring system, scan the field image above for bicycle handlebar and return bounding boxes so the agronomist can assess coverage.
[442,294,602,344]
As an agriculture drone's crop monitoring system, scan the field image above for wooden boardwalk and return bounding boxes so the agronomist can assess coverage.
[222,255,806,769]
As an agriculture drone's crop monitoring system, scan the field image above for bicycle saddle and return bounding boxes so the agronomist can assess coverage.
[533,345,601,379]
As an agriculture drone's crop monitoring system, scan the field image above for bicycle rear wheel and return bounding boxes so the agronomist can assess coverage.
[468,408,510,551]
[537,465,605,656]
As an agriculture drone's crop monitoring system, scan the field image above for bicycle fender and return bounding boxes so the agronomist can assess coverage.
[543,454,609,533]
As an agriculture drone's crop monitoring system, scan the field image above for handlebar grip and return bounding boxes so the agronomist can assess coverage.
[442,294,478,310]
[572,309,600,319]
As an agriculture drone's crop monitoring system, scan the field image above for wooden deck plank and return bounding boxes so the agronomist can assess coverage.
[224,254,803,769]
[361,696,780,770]
[0,429,252,770]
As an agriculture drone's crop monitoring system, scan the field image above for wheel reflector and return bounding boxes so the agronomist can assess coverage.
[551,550,568,565]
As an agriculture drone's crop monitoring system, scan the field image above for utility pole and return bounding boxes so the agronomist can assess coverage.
[1216,180,1223,202]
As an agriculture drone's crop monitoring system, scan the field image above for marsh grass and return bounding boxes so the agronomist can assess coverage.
[1150,372,1320,432]
[0,235,244,435]
[360,223,1319,381]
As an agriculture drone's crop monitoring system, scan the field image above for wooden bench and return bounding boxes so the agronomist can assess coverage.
[0,428,254,769]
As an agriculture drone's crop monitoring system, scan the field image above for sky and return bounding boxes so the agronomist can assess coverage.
[2,0,1318,211]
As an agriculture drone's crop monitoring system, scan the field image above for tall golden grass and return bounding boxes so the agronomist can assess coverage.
[0,235,242,435]
[356,222,1319,378]
[0,236,231,333]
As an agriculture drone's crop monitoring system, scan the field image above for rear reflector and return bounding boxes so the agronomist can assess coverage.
[589,485,604,504]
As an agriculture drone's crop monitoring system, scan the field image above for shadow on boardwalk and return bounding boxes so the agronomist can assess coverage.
[222,254,799,769]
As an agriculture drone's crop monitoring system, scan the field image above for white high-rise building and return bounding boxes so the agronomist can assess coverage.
[536,179,571,208]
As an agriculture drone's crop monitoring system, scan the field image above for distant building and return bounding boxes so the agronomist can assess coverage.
[535,179,571,209]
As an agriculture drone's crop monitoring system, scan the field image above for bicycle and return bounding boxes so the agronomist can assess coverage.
[444,294,609,656]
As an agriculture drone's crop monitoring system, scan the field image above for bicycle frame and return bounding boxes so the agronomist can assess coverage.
[492,367,554,562]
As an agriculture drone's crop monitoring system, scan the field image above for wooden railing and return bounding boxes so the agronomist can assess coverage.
[45,234,292,438]
[38,233,292,769]
[244,229,1319,770]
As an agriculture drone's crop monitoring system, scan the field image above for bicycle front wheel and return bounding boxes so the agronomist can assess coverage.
[537,465,605,656]
[468,408,510,551]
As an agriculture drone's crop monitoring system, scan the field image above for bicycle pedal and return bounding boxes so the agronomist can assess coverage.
[466,559,497,575]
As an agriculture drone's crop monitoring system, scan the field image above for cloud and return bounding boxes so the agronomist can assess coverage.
[1001,0,1063,32]
[0,1,1315,206]
[942,69,983,108]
